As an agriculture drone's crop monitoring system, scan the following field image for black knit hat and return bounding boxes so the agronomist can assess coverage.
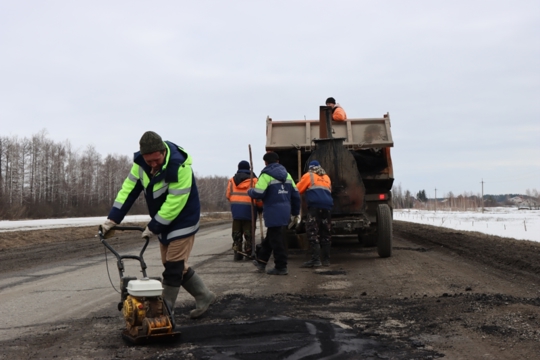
[263,152,279,163]
[238,160,250,170]
[139,131,166,155]
[325,97,336,105]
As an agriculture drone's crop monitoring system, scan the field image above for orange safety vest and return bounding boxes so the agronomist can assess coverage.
[297,172,331,194]
[226,177,263,218]
[332,106,347,121]
[297,171,333,210]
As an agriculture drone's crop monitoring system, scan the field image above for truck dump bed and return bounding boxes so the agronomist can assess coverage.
[266,116,394,150]
[265,114,394,192]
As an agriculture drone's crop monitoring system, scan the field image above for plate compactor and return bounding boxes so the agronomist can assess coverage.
[98,226,181,344]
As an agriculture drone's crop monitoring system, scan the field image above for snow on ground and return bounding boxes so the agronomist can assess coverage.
[0,215,152,232]
[0,213,227,233]
[1,208,538,243]
[395,207,540,242]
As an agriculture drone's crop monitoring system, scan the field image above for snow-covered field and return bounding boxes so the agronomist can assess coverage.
[0,215,151,232]
[394,207,540,242]
[1,208,538,243]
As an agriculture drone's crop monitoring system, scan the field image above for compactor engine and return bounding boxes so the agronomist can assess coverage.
[121,279,174,339]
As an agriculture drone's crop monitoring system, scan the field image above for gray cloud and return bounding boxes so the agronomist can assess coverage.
[1,0,538,195]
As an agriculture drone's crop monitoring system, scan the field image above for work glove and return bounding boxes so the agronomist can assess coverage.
[141,226,156,240]
[100,219,116,239]
[287,215,300,230]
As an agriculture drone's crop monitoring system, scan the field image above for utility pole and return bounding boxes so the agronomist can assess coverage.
[434,188,437,212]
[481,179,484,213]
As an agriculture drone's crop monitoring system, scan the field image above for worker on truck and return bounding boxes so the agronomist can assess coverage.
[296,160,334,267]
[325,97,347,121]
[248,151,301,275]
[226,160,262,260]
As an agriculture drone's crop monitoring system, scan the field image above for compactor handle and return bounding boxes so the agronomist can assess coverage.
[112,225,145,232]
[98,225,151,278]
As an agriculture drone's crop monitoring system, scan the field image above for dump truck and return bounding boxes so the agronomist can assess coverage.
[265,106,394,257]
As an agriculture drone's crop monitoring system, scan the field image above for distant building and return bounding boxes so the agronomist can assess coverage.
[509,196,539,209]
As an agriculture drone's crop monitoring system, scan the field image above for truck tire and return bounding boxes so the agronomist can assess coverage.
[376,204,392,258]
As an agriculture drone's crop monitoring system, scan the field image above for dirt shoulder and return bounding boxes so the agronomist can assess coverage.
[394,220,540,278]
[0,214,230,274]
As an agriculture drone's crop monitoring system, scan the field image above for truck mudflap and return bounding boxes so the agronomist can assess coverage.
[331,215,370,235]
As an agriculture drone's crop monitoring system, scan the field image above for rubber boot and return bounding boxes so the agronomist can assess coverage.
[162,285,180,315]
[300,243,322,268]
[321,244,331,266]
[181,273,216,319]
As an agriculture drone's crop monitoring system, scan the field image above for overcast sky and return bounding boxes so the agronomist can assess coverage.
[1,0,539,197]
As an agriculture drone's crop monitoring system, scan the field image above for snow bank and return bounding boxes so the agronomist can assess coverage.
[0,215,151,232]
[395,207,540,242]
[2,208,538,243]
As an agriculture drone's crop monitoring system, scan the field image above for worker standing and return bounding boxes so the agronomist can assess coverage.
[325,97,347,121]
[248,152,301,275]
[296,160,334,267]
[100,131,215,318]
[226,160,262,260]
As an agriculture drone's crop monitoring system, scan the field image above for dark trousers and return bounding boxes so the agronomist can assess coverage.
[306,207,332,246]
[258,226,287,269]
[232,219,254,253]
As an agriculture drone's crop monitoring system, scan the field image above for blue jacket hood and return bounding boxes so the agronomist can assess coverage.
[261,163,288,182]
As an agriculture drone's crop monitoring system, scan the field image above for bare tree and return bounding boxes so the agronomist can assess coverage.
[392,183,403,209]
[197,174,229,212]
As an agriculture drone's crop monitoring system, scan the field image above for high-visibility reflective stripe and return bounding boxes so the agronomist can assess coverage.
[268,179,293,185]
[169,187,191,195]
[139,167,145,183]
[306,172,331,192]
[230,191,250,196]
[154,185,169,198]
[152,182,191,199]
[155,213,172,226]
[230,194,251,199]
[113,201,123,209]
[252,188,265,194]
[138,166,147,195]
[128,173,138,182]
[166,221,200,239]
[309,185,331,192]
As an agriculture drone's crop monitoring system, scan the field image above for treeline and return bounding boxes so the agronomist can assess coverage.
[392,183,484,210]
[0,132,230,220]
[392,183,540,210]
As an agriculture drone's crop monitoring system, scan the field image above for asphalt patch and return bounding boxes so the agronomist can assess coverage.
[315,270,347,275]
[154,294,444,360]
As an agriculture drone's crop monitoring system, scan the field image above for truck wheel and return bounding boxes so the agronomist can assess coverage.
[376,204,393,258]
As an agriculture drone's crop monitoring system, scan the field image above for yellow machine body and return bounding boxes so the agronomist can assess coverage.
[121,295,177,342]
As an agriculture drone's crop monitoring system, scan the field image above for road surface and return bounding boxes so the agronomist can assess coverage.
[0,220,539,359]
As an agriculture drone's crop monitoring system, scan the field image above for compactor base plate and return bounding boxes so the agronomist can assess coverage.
[121,329,181,345]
